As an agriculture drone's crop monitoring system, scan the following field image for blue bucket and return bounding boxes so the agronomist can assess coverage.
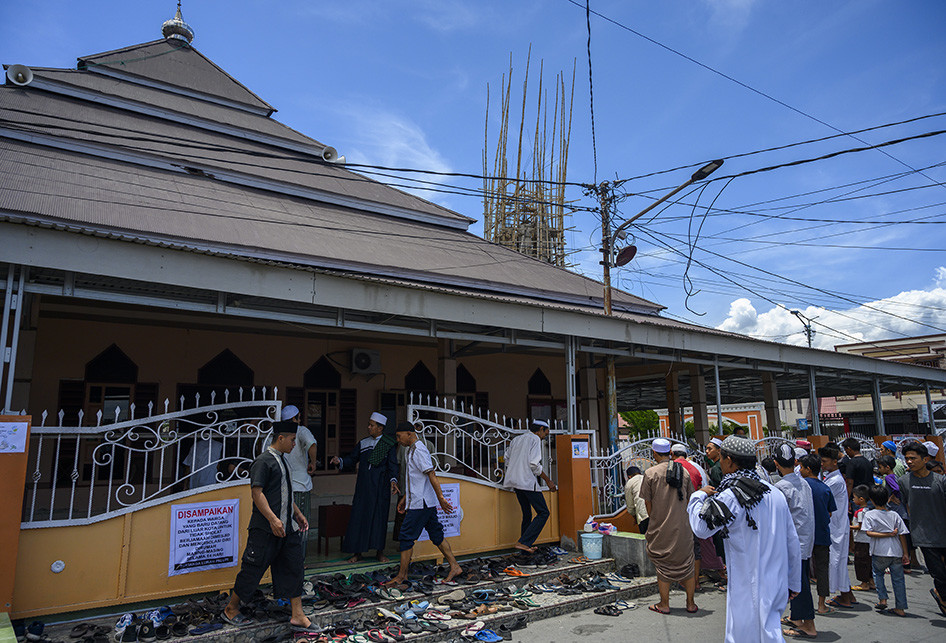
[580,532,604,559]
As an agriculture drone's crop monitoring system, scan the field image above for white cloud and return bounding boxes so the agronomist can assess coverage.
[702,0,758,31]
[716,268,946,349]
[334,103,453,202]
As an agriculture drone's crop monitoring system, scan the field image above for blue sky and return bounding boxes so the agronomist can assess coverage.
[3,1,946,349]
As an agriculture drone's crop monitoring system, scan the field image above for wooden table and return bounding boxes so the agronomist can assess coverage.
[317,503,352,555]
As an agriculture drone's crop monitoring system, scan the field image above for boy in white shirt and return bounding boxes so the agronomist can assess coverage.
[387,421,462,586]
[861,484,910,616]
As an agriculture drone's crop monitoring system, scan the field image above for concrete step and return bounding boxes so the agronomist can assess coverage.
[40,557,658,643]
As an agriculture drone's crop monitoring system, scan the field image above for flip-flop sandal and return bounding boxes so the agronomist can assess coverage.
[189,622,223,635]
[70,623,93,638]
[783,628,815,639]
[474,631,503,642]
[648,604,670,615]
[384,625,404,642]
[461,623,485,638]
[365,630,386,642]
[593,605,620,616]
[825,598,853,609]
[874,603,888,612]
[569,556,591,564]
[932,589,946,617]
[816,606,837,616]
[882,609,907,617]
[686,605,698,613]
[614,600,636,610]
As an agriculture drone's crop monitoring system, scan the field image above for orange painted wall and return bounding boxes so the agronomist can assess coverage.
[12,486,259,619]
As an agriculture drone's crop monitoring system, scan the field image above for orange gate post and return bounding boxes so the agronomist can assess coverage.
[0,415,31,613]
[555,434,593,545]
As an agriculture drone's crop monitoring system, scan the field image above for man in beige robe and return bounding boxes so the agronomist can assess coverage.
[641,438,698,614]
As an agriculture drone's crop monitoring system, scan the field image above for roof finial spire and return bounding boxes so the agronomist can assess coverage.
[162,1,195,44]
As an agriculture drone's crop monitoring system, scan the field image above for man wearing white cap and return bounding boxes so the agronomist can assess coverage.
[330,411,399,562]
[642,437,697,614]
[924,441,945,474]
[276,404,317,558]
[503,419,557,553]
[706,437,724,487]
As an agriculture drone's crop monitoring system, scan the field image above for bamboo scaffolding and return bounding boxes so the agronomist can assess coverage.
[482,51,577,267]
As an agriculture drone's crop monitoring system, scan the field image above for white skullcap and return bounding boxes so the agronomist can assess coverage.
[280,405,300,421]
[794,447,808,460]
[653,438,672,454]
[709,437,724,447]
[923,441,940,457]
[671,443,688,455]
[532,419,550,428]
[370,412,387,425]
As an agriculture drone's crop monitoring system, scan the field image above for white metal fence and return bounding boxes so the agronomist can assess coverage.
[22,387,280,528]
[407,393,596,488]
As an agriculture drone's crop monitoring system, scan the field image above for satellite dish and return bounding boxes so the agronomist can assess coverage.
[614,245,638,267]
[6,64,33,86]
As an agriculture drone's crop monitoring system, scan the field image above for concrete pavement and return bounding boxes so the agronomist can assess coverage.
[507,569,946,642]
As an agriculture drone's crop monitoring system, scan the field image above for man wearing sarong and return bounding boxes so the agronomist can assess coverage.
[819,443,855,608]
[689,436,801,643]
[331,411,399,562]
[641,438,697,614]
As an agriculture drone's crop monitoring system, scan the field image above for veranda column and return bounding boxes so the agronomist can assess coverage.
[808,366,821,436]
[871,377,886,436]
[565,337,577,433]
[689,367,710,445]
[762,372,781,437]
[666,370,682,437]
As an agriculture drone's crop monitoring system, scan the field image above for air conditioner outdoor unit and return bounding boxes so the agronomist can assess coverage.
[351,349,381,374]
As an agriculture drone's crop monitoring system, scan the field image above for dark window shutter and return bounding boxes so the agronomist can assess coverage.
[134,383,159,418]
[57,380,86,425]
[339,388,357,454]
[286,386,305,419]
[474,392,490,415]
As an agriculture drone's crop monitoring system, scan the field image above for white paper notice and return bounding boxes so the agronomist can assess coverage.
[417,483,461,541]
[0,422,29,453]
[169,499,240,576]
[572,440,589,459]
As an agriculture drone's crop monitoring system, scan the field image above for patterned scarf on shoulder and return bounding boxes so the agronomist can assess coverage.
[698,467,770,538]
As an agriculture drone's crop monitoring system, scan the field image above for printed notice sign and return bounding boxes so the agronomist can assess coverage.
[0,422,29,453]
[169,499,239,576]
[418,483,461,541]
[572,440,589,459]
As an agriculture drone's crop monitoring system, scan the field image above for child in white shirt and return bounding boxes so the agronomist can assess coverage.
[861,484,910,616]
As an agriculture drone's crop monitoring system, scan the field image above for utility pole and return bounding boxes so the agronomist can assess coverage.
[791,310,817,348]
[595,181,619,452]
[588,159,724,453]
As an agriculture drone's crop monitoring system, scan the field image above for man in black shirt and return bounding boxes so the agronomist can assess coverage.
[222,421,316,633]
[841,437,873,501]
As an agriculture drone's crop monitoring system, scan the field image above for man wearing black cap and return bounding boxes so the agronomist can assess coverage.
[688,436,800,642]
[222,421,316,633]
[387,421,462,586]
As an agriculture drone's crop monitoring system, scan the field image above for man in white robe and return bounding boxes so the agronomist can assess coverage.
[819,443,855,608]
[689,436,801,643]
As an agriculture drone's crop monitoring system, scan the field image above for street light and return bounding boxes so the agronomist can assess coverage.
[597,159,724,451]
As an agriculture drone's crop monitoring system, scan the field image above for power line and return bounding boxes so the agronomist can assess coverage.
[564,0,946,191]
[643,226,946,335]
[584,0,599,183]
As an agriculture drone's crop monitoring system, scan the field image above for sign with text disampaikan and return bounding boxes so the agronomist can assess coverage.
[169,499,240,576]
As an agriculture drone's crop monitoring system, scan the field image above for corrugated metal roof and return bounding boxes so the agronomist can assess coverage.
[0,140,661,313]
[30,68,325,150]
[0,88,473,226]
[78,40,273,112]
